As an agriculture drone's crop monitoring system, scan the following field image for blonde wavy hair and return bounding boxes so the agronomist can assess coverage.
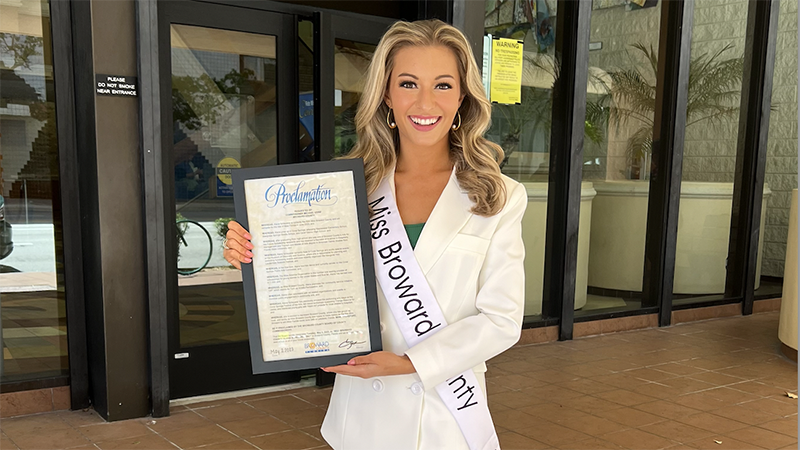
[344,19,506,216]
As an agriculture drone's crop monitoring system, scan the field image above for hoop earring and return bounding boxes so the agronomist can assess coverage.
[386,109,397,129]
[451,111,461,131]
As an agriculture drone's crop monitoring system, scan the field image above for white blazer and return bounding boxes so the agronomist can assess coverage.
[321,170,527,450]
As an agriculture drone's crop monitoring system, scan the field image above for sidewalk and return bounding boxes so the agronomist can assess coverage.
[0,311,796,450]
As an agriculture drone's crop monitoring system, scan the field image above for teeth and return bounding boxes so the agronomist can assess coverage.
[411,117,439,126]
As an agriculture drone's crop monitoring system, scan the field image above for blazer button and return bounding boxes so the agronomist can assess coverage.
[372,379,384,392]
[410,382,423,395]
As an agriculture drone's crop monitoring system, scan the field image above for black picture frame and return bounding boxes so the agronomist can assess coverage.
[232,159,382,374]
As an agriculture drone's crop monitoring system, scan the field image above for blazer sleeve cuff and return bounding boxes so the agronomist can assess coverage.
[404,346,440,391]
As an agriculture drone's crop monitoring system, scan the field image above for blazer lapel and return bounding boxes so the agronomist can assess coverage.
[397,169,473,275]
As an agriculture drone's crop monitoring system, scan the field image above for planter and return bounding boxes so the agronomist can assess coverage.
[521,182,596,316]
[588,181,771,294]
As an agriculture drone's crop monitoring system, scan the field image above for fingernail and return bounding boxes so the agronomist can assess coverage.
[246,251,253,257]
[347,359,355,365]
[246,242,254,249]
[245,233,252,240]
[245,258,252,263]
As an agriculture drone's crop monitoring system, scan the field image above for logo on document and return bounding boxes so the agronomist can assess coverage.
[304,341,330,353]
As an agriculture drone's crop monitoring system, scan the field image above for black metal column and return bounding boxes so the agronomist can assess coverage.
[50,0,90,410]
[725,0,780,315]
[277,14,300,164]
[641,0,694,328]
[313,14,336,386]
[136,0,170,418]
[418,0,453,22]
[452,0,484,65]
[542,0,591,341]
[69,0,109,417]
[314,11,335,162]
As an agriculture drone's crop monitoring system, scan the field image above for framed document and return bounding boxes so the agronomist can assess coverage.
[232,159,382,374]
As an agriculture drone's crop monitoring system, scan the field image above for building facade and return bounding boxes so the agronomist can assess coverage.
[0,0,796,422]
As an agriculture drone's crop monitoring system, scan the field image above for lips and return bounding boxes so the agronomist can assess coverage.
[408,115,441,132]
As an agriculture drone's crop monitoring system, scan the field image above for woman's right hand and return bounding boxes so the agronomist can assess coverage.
[223,220,253,270]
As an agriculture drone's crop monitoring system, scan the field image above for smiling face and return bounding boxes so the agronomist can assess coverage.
[385,45,464,153]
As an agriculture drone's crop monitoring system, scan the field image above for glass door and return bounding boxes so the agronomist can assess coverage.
[315,12,392,161]
[160,2,300,399]
[310,12,391,386]
[332,38,378,157]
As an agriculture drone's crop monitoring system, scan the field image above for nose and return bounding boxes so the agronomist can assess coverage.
[415,88,435,111]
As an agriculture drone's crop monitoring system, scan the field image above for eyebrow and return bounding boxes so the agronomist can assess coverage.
[397,73,455,81]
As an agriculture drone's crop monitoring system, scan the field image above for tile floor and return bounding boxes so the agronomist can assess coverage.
[1,311,796,450]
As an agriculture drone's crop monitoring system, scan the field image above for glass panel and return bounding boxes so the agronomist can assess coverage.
[334,39,376,157]
[757,0,798,299]
[171,25,277,347]
[484,0,557,321]
[578,0,662,316]
[672,1,749,306]
[0,0,68,382]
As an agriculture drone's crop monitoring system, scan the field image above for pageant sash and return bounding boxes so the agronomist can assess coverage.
[368,179,500,450]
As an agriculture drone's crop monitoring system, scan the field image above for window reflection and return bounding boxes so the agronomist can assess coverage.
[170,25,278,347]
[758,0,798,300]
[485,0,558,319]
[334,39,375,157]
[576,1,663,315]
[673,0,751,305]
[0,0,68,383]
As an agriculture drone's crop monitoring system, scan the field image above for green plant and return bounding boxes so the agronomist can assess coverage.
[603,43,744,175]
[0,33,43,70]
[214,217,235,242]
[176,213,188,262]
[172,68,256,131]
[490,53,608,168]
[492,86,550,155]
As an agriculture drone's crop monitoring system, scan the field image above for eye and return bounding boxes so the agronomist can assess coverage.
[400,81,417,89]
[436,83,452,90]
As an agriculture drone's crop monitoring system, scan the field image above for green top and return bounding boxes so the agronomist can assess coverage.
[404,223,425,249]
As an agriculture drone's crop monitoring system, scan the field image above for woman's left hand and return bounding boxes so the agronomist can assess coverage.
[322,351,416,379]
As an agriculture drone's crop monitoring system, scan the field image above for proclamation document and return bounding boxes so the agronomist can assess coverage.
[233,160,381,373]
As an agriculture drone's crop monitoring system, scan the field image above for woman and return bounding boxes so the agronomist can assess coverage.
[224,19,526,450]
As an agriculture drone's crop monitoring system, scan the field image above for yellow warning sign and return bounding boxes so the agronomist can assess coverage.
[490,38,524,105]
[216,157,241,185]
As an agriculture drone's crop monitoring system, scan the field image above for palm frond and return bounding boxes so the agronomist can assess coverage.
[607,69,656,127]
[630,42,658,76]
[687,52,744,121]
[585,101,609,129]
[605,41,744,166]
[626,126,653,163]
[585,120,605,145]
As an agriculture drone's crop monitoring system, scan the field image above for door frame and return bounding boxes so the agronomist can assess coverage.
[138,0,302,413]
[163,1,301,401]
[313,12,394,161]
[138,0,398,416]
